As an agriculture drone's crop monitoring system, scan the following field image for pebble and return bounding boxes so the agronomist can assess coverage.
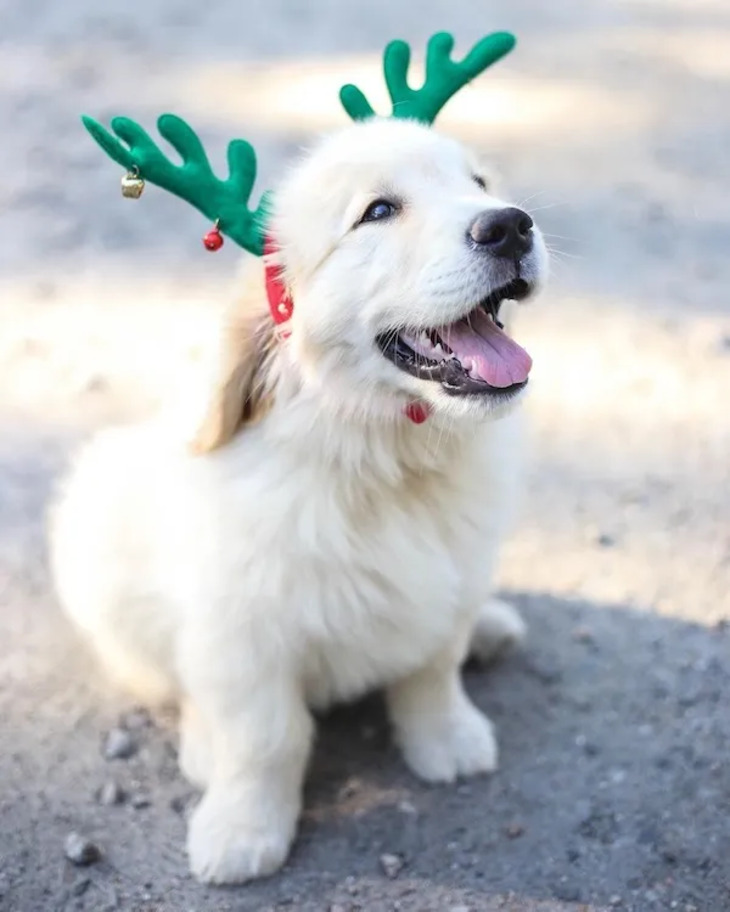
[609,896,623,907]
[97,781,125,806]
[397,799,418,816]
[103,727,137,760]
[130,793,151,809]
[379,853,404,878]
[170,793,193,815]
[64,832,101,866]
[504,822,525,839]
[70,877,90,897]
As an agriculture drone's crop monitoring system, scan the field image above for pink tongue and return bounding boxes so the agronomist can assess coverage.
[440,308,532,388]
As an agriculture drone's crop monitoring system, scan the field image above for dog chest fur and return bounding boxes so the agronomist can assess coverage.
[51,404,522,711]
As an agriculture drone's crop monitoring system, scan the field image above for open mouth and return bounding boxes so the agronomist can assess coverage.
[376,279,533,396]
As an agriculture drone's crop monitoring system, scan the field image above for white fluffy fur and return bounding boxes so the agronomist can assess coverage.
[49,118,547,885]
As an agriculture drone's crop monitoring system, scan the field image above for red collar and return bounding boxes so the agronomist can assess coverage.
[263,235,430,424]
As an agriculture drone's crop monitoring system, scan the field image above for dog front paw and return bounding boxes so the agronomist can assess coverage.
[187,788,296,884]
[397,698,498,784]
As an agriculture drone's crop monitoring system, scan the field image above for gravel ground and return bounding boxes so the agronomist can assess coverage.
[1,1,729,911]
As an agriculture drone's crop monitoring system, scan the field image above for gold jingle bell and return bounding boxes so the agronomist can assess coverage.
[121,167,145,199]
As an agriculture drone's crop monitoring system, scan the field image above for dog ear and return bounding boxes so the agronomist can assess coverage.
[190,290,277,454]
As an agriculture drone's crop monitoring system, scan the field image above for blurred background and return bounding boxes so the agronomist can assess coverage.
[1,2,729,911]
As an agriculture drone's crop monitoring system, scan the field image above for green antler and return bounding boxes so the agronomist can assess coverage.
[81,113,269,256]
[339,31,516,125]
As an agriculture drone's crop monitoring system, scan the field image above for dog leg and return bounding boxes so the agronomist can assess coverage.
[386,639,498,783]
[468,598,526,665]
[181,648,314,885]
[179,699,213,789]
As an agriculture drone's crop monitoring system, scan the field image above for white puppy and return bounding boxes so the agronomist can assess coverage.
[49,117,548,884]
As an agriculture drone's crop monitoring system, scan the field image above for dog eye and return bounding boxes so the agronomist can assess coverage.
[360,199,398,224]
[472,174,488,191]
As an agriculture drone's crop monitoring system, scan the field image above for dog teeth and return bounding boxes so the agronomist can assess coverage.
[433,343,443,355]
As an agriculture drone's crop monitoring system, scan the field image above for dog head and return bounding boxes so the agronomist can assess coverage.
[193,118,548,451]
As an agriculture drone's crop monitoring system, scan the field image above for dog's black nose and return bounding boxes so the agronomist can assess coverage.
[469,207,534,259]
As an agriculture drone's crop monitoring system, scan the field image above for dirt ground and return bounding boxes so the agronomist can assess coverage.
[1,1,729,910]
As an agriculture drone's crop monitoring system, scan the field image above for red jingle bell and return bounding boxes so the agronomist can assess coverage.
[203,221,224,251]
[404,401,430,424]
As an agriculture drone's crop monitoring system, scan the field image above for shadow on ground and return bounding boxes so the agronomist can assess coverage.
[0,432,727,912]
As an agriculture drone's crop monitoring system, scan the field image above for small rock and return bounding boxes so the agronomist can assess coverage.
[609,896,623,907]
[130,793,151,809]
[64,832,101,866]
[103,727,136,760]
[169,792,198,820]
[504,822,525,839]
[97,781,125,806]
[596,532,616,547]
[170,794,189,814]
[578,809,619,844]
[70,877,90,897]
[397,799,418,816]
[379,853,404,879]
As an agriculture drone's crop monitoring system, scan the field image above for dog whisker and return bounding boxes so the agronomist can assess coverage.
[515,189,552,208]
[524,202,564,214]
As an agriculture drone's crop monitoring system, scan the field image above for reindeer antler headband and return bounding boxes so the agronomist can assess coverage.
[82,31,516,255]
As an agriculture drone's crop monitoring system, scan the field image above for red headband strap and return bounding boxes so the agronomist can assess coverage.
[264,235,293,338]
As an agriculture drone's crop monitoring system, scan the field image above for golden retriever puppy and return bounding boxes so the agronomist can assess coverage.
[49,116,548,884]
